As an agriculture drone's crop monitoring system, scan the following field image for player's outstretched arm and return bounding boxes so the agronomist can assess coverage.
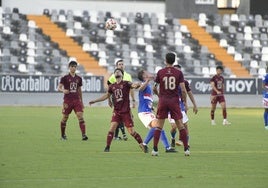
[131,82,141,89]
[89,93,110,105]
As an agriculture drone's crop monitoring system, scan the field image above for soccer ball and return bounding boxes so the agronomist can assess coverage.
[105,18,117,30]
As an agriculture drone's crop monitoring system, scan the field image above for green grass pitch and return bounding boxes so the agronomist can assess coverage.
[0,106,267,188]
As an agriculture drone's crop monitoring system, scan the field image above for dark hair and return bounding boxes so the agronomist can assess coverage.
[216,65,223,70]
[174,64,182,68]
[68,61,77,67]
[137,69,144,81]
[114,68,124,75]
[166,53,176,65]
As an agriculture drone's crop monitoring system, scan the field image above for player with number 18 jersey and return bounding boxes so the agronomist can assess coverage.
[155,66,184,120]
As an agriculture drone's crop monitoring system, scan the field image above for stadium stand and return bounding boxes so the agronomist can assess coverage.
[1,7,267,78]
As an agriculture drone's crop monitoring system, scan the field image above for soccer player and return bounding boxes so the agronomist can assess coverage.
[107,59,136,141]
[137,69,177,153]
[262,67,268,130]
[169,64,198,148]
[210,65,231,125]
[57,60,88,141]
[152,52,189,156]
[89,68,146,152]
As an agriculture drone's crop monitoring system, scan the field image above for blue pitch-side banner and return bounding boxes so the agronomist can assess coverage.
[0,74,105,93]
[185,77,261,95]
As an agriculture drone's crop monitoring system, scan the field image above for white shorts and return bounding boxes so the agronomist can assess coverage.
[138,112,156,129]
[168,111,189,124]
[263,98,268,108]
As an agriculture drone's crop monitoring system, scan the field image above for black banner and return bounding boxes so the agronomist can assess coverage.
[186,77,260,95]
[0,75,105,93]
[0,74,262,95]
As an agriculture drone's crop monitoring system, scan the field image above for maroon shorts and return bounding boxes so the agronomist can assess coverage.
[62,99,83,115]
[211,95,226,104]
[111,111,134,128]
[156,97,182,120]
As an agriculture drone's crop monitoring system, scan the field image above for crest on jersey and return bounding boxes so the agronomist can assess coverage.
[70,82,77,90]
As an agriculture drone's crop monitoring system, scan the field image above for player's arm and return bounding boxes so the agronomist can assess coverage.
[131,82,141,89]
[130,88,136,107]
[179,82,187,106]
[107,76,114,107]
[89,92,110,105]
[262,82,268,91]
[57,83,69,94]
[139,78,150,91]
[153,82,159,96]
[127,74,136,108]
[210,81,221,95]
[187,90,198,114]
[78,86,84,108]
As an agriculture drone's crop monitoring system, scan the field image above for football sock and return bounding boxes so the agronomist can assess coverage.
[60,121,66,137]
[185,127,189,141]
[79,119,86,135]
[170,130,176,139]
[264,111,268,126]
[223,108,227,119]
[153,127,162,151]
[106,131,114,146]
[131,131,143,144]
[179,129,188,151]
[160,130,170,149]
[118,123,126,135]
[144,128,155,145]
[114,126,119,138]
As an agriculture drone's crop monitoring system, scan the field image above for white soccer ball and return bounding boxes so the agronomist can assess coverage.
[105,18,117,30]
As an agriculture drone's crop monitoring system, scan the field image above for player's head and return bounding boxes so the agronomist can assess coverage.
[115,59,124,70]
[114,68,124,79]
[138,69,153,82]
[216,65,223,70]
[68,60,77,67]
[68,61,77,74]
[216,65,224,74]
[138,69,145,81]
[173,64,182,70]
[165,52,176,65]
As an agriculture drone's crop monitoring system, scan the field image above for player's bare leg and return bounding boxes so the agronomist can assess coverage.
[170,124,177,148]
[175,119,190,156]
[127,127,147,153]
[220,102,231,125]
[210,97,217,125]
[152,119,165,156]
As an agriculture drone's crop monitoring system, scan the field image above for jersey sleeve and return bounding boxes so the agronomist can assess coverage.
[108,84,113,94]
[78,76,82,87]
[185,80,191,92]
[60,76,65,84]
